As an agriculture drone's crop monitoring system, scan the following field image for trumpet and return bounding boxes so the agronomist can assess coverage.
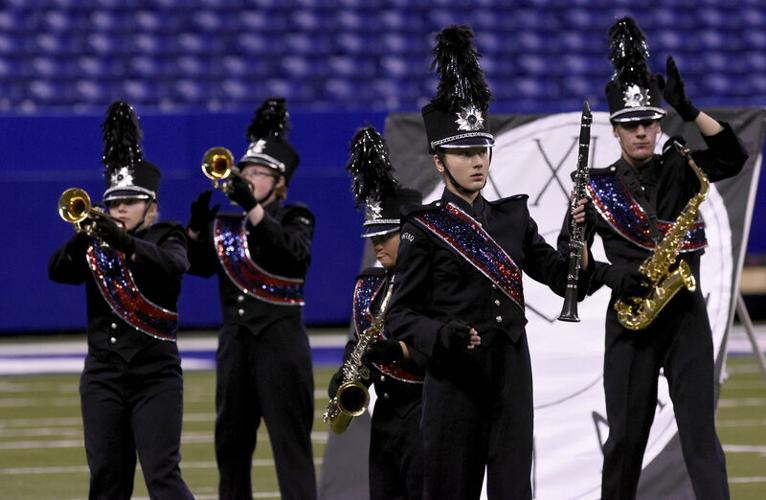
[201,147,237,192]
[58,188,108,235]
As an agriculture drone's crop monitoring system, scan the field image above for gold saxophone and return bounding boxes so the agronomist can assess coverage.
[322,279,395,434]
[614,142,709,330]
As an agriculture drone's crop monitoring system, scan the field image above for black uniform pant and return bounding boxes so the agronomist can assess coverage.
[79,348,192,500]
[421,332,533,500]
[215,320,316,500]
[369,393,424,500]
[601,291,729,500]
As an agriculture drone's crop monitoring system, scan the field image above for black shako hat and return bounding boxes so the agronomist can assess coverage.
[101,101,160,202]
[605,17,666,123]
[238,97,300,184]
[422,25,494,152]
[347,126,422,238]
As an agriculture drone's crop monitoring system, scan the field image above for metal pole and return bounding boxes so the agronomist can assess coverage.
[736,292,766,382]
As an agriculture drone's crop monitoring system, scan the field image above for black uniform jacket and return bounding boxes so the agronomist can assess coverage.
[186,201,314,335]
[48,222,189,361]
[387,189,590,361]
[586,122,748,288]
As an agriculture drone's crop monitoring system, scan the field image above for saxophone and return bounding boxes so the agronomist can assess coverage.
[614,141,709,330]
[322,278,395,434]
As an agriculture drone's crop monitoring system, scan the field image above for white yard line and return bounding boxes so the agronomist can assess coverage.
[718,397,766,407]
[722,444,766,454]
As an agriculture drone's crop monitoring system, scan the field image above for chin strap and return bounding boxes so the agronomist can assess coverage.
[443,163,478,195]
[128,198,154,234]
[255,173,282,205]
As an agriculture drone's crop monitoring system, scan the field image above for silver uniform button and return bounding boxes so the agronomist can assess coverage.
[110,323,117,330]
[109,337,117,344]
[237,295,244,303]
[491,284,497,290]
[237,308,244,317]
[496,316,502,323]
[380,375,385,382]
[383,393,390,399]
[494,299,500,306]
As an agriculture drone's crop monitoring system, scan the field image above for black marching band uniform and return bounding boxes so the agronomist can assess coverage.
[186,98,316,500]
[385,26,591,500]
[328,127,426,499]
[48,102,193,500]
[572,18,749,500]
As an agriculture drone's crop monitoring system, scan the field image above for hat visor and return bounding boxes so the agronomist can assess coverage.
[361,224,399,238]
[103,188,154,202]
[237,154,285,173]
[610,107,666,123]
[438,136,495,148]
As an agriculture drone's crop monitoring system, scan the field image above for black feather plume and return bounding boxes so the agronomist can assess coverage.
[431,24,492,112]
[346,127,398,209]
[608,17,652,88]
[247,97,289,142]
[101,101,143,168]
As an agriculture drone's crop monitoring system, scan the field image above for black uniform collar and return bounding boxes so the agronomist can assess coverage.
[441,188,487,222]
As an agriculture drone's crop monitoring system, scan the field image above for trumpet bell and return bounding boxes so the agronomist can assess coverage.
[202,147,234,181]
[58,188,92,224]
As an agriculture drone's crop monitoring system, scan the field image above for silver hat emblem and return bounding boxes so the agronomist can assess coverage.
[455,105,485,131]
[247,139,267,155]
[622,84,651,108]
[110,166,134,188]
[366,200,383,220]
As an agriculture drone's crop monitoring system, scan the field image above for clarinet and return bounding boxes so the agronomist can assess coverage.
[558,101,592,322]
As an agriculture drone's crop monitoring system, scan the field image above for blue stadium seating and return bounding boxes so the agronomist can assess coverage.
[0,3,763,112]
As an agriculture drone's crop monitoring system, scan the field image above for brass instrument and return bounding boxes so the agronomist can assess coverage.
[614,142,708,330]
[558,101,592,322]
[323,279,395,434]
[58,188,107,235]
[201,147,236,192]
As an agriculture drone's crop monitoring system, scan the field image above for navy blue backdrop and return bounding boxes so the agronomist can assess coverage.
[0,111,387,332]
[0,110,764,332]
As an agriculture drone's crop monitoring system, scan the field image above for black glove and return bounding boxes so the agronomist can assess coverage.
[656,56,699,122]
[188,189,220,233]
[93,216,135,255]
[64,231,93,259]
[436,320,473,352]
[602,264,649,300]
[226,174,258,212]
[327,368,345,399]
[362,338,405,365]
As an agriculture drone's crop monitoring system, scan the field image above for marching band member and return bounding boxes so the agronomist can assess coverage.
[186,98,316,500]
[49,101,193,500]
[327,127,425,500]
[386,25,592,500]
[574,18,748,499]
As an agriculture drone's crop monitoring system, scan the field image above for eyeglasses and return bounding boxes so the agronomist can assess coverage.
[240,169,279,181]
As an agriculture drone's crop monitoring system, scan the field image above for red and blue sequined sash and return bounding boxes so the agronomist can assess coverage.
[214,214,305,306]
[353,274,422,384]
[86,243,178,341]
[412,202,525,312]
[587,174,707,252]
